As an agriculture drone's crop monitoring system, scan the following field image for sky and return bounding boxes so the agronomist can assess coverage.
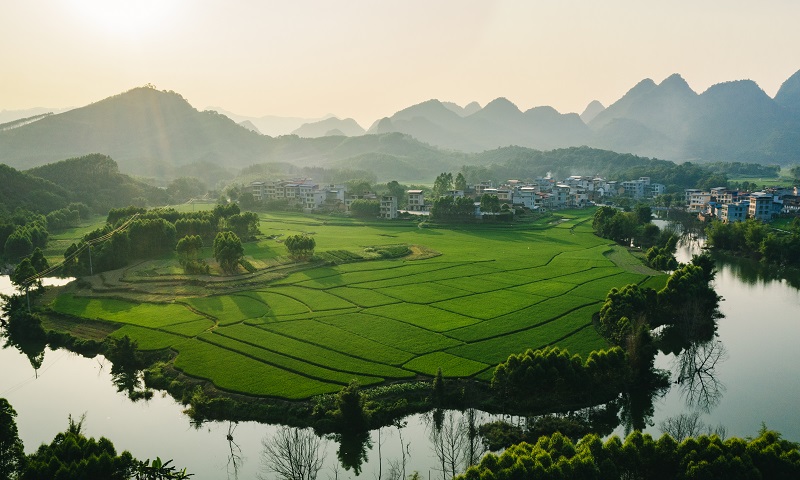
[2,0,800,127]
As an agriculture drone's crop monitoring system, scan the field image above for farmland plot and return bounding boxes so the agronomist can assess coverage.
[49,209,667,399]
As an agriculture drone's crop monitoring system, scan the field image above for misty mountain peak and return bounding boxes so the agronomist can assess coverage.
[478,97,522,117]
[580,100,605,123]
[463,101,482,115]
[659,73,695,95]
[775,68,800,112]
[701,79,770,103]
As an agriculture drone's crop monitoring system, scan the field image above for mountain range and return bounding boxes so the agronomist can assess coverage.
[1,69,799,185]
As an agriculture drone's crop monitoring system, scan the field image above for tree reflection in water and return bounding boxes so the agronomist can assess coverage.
[426,408,485,480]
[226,421,242,480]
[674,340,728,412]
[333,430,370,476]
[260,426,326,480]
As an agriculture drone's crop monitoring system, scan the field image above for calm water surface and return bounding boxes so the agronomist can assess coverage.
[2,246,800,478]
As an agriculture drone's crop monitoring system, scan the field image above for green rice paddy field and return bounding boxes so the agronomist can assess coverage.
[49,209,665,399]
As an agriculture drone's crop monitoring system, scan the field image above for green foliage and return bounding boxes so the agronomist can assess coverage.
[15,414,192,479]
[20,415,136,480]
[430,195,474,222]
[0,163,70,214]
[707,219,800,268]
[704,161,781,178]
[491,346,630,409]
[46,203,85,231]
[107,206,147,225]
[462,146,734,193]
[644,236,679,271]
[166,177,207,203]
[25,154,170,213]
[592,206,639,245]
[225,211,259,240]
[432,172,454,197]
[479,194,501,214]
[349,199,380,219]
[176,235,208,274]
[213,231,244,274]
[335,380,368,431]
[11,258,39,290]
[456,429,800,480]
[128,218,177,258]
[599,284,657,345]
[454,172,467,191]
[0,398,25,479]
[284,234,316,260]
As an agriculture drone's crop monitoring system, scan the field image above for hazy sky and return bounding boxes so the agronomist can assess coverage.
[2,0,799,126]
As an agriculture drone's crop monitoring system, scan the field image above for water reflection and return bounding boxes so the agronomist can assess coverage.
[261,426,326,480]
[226,421,243,479]
[425,408,484,480]
[673,340,727,412]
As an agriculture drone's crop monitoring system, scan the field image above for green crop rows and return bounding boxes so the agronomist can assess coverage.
[50,209,667,399]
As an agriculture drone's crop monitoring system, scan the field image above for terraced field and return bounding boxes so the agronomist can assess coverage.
[49,209,665,399]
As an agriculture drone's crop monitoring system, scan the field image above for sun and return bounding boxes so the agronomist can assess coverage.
[66,0,176,39]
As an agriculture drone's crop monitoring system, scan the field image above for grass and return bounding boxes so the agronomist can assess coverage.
[46,208,668,399]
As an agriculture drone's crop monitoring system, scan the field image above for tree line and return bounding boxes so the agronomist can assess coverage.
[61,203,258,277]
[706,218,800,269]
[0,398,191,479]
[456,428,800,480]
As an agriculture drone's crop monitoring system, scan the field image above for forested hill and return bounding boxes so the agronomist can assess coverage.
[462,146,730,191]
[25,154,170,212]
[0,87,268,176]
[0,155,169,215]
[0,163,70,214]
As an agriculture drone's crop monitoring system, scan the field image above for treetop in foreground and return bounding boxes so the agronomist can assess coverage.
[457,429,800,480]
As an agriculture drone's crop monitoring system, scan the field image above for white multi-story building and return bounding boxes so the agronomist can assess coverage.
[380,196,398,219]
[719,202,749,223]
[749,193,774,222]
[407,190,425,211]
[515,187,538,209]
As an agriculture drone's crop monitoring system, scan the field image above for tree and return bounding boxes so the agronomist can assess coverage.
[29,247,49,273]
[479,194,501,215]
[433,172,454,197]
[284,234,315,260]
[334,380,367,432]
[349,199,380,219]
[386,180,407,206]
[432,367,445,407]
[226,211,260,240]
[4,228,33,261]
[166,177,207,203]
[454,172,467,191]
[176,235,203,263]
[0,398,24,479]
[11,258,39,312]
[19,415,192,479]
[213,231,244,274]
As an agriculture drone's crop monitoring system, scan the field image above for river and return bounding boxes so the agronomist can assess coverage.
[2,243,800,478]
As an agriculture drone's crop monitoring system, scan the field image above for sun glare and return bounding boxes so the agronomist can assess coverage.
[66,0,175,39]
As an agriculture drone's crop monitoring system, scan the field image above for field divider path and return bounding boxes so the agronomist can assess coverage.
[256,321,415,367]
[197,333,383,386]
[445,299,602,344]
[210,329,403,380]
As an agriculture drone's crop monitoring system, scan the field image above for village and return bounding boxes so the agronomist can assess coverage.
[251,175,800,223]
[250,175,664,219]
